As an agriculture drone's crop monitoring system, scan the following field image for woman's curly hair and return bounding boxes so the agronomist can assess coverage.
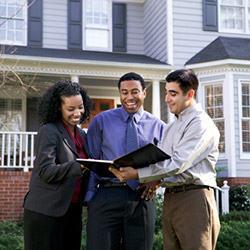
[38,80,91,125]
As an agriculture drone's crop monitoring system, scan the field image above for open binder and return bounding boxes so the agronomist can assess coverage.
[77,143,170,177]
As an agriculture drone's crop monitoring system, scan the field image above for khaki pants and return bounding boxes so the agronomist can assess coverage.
[162,187,220,250]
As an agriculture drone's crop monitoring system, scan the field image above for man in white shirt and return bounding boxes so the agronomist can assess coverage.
[110,69,221,250]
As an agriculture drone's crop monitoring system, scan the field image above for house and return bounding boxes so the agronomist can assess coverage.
[0,0,250,220]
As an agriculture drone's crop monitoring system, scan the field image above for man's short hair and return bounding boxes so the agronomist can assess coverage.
[165,69,199,99]
[118,72,146,90]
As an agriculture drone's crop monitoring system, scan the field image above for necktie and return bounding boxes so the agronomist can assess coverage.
[126,114,140,190]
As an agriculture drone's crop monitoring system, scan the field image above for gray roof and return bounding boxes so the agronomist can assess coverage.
[186,36,250,65]
[1,45,168,66]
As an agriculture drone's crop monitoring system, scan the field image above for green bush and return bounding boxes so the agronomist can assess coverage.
[153,231,163,250]
[154,192,163,234]
[0,219,24,250]
[216,220,250,250]
[229,185,250,211]
[219,210,250,222]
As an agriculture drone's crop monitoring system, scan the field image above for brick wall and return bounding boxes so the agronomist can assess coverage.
[219,177,250,186]
[0,171,31,222]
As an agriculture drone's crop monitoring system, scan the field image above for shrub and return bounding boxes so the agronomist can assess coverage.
[0,219,24,250]
[229,185,250,211]
[153,231,163,250]
[216,220,250,250]
[219,210,250,223]
[154,192,163,234]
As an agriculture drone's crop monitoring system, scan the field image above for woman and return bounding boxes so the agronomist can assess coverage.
[23,80,91,250]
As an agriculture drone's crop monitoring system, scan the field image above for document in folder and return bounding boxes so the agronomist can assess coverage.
[76,143,170,177]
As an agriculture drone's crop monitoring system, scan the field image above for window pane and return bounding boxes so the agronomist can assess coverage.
[7,19,14,29]
[16,30,22,41]
[86,29,108,48]
[100,103,110,111]
[7,30,14,40]
[242,120,250,152]
[0,6,7,16]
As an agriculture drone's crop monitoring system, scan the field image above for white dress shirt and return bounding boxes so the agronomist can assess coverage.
[138,103,220,188]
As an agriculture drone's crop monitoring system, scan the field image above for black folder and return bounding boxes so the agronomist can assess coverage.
[76,143,170,177]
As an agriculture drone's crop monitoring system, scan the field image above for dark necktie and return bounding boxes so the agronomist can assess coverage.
[126,114,140,190]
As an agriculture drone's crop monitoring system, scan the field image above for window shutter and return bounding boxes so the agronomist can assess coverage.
[28,0,43,47]
[68,0,82,49]
[112,3,126,52]
[203,0,218,31]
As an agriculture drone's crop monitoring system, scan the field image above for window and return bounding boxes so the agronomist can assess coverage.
[0,98,22,131]
[0,0,27,45]
[84,0,111,51]
[219,0,250,33]
[205,84,225,153]
[240,82,250,153]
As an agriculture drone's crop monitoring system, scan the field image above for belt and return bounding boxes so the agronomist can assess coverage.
[165,184,209,194]
[99,181,127,188]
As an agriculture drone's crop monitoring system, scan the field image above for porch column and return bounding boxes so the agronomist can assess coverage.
[152,80,161,119]
[71,75,79,83]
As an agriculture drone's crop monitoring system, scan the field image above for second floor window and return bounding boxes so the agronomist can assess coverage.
[0,0,27,45]
[219,0,250,33]
[84,0,111,51]
[205,84,225,153]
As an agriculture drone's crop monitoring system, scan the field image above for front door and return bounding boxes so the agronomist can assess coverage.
[81,99,114,128]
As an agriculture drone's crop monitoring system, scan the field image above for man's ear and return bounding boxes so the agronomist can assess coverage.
[143,88,147,98]
[187,89,195,100]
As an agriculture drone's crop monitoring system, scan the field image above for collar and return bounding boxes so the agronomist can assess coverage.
[176,103,201,121]
[120,105,144,123]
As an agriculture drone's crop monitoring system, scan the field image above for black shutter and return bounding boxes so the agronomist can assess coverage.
[112,3,126,52]
[203,0,218,31]
[28,0,43,47]
[68,0,82,49]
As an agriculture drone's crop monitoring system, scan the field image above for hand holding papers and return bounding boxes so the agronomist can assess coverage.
[77,143,170,177]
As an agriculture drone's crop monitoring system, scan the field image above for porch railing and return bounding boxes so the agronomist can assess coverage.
[0,131,37,172]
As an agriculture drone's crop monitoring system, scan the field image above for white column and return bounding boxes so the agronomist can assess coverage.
[224,72,236,177]
[152,80,161,119]
[71,75,79,83]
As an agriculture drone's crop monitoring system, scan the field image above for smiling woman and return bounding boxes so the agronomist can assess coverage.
[23,80,91,250]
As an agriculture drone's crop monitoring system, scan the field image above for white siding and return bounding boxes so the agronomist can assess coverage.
[143,0,168,63]
[43,0,67,49]
[126,3,145,55]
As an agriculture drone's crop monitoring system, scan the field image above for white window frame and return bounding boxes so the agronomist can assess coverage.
[0,0,27,46]
[201,80,226,159]
[0,98,22,131]
[238,79,250,159]
[82,0,112,51]
[218,0,250,34]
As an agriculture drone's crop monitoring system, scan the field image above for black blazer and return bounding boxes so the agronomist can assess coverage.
[23,121,90,217]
